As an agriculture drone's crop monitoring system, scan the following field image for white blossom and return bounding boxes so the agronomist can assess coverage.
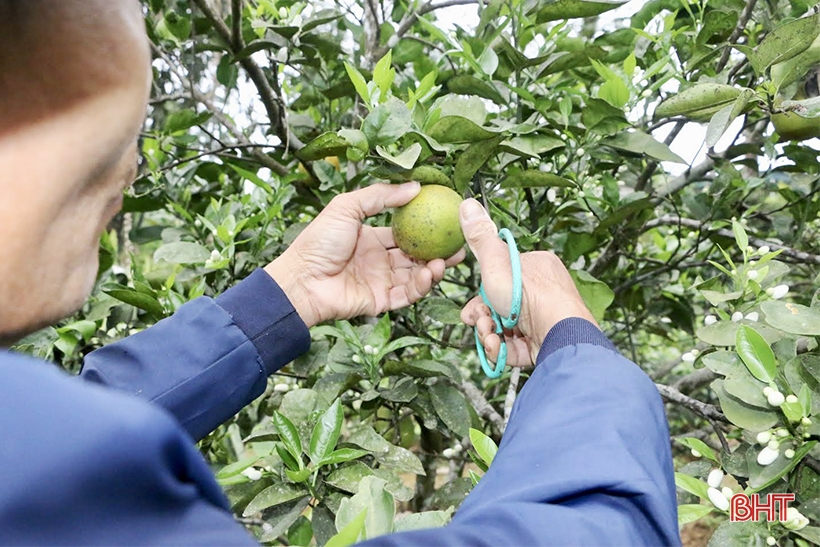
[547,188,557,203]
[731,311,743,322]
[766,536,776,546]
[745,312,759,322]
[748,270,759,280]
[707,487,730,511]
[273,383,289,393]
[786,395,798,404]
[781,507,810,531]
[681,352,695,363]
[770,285,790,299]
[756,431,772,445]
[785,449,795,459]
[241,467,263,481]
[352,355,362,364]
[776,428,789,437]
[721,487,734,500]
[763,387,774,396]
[707,469,724,488]
[363,345,375,355]
[757,446,780,466]
[704,315,717,326]
[768,439,780,451]
[691,449,702,458]
[767,391,785,407]
[442,448,455,458]
[802,417,812,426]
[758,246,770,255]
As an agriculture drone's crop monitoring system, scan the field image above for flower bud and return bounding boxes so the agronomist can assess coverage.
[241,467,263,481]
[776,428,789,437]
[454,443,463,453]
[707,487,730,511]
[770,285,789,300]
[756,431,772,444]
[766,287,774,296]
[691,449,702,458]
[786,394,798,404]
[758,246,770,255]
[768,439,780,450]
[442,448,454,458]
[781,507,809,531]
[578,190,586,198]
[577,147,586,156]
[352,355,362,364]
[802,417,812,426]
[785,449,795,459]
[352,399,362,411]
[547,188,557,203]
[704,315,717,326]
[363,345,375,355]
[732,311,743,322]
[747,270,758,280]
[691,349,700,356]
[721,487,734,500]
[681,352,695,363]
[767,391,785,407]
[757,446,780,465]
[707,469,724,488]
[805,432,812,439]
[763,387,774,396]
[745,312,759,322]
[766,536,776,546]
[273,383,289,393]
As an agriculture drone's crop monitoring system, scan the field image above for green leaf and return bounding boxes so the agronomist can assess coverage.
[215,455,261,480]
[377,336,427,360]
[153,242,211,264]
[372,50,395,103]
[311,504,337,547]
[706,520,767,547]
[732,219,749,253]
[338,128,369,153]
[569,270,614,323]
[712,380,779,431]
[748,441,817,492]
[454,136,504,193]
[499,135,564,158]
[429,383,472,437]
[347,425,425,475]
[393,508,454,532]
[228,164,273,194]
[344,62,371,107]
[500,170,574,188]
[447,75,505,104]
[735,326,776,383]
[674,472,709,500]
[696,320,781,347]
[383,359,457,380]
[469,428,498,467]
[654,84,742,120]
[597,77,630,109]
[273,411,303,460]
[800,384,812,415]
[163,109,211,133]
[749,13,820,74]
[705,89,755,148]
[601,131,686,163]
[259,497,313,543]
[310,398,343,465]
[533,0,628,23]
[104,289,165,317]
[677,504,713,525]
[362,98,413,147]
[675,438,717,463]
[380,377,418,403]
[326,509,366,547]
[418,297,462,325]
[243,482,308,516]
[297,132,350,162]
[319,448,370,467]
[336,477,395,540]
[427,116,497,143]
[288,515,313,547]
[761,301,820,335]
[286,468,313,483]
[376,143,422,170]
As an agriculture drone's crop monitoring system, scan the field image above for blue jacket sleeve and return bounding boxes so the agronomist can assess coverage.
[361,318,680,547]
[80,269,311,441]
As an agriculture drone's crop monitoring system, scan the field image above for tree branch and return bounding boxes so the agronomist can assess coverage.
[190,0,304,150]
[716,0,758,73]
[460,380,505,433]
[231,0,244,51]
[503,368,520,426]
[646,215,820,265]
[373,0,480,59]
[656,383,730,423]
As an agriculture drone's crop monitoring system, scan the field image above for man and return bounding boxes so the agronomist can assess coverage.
[0,0,681,545]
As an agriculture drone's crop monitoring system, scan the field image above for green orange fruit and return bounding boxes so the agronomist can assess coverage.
[392,184,465,261]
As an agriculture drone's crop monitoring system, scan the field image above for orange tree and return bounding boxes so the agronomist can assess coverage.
[16,0,820,544]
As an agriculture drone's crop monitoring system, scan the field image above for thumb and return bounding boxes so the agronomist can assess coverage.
[460,199,505,262]
[460,199,512,315]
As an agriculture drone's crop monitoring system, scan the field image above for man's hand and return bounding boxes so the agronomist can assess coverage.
[265,183,465,327]
[459,198,595,366]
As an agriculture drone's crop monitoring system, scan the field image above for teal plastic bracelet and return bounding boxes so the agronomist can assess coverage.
[475,228,522,378]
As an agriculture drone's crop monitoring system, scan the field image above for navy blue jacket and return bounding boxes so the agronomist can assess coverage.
[0,269,680,545]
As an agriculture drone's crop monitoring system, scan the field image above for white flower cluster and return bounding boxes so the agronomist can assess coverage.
[705,469,733,511]
[442,443,463,459]
[767,285,790,300]
[681,349,699,362]
[241,467,263,481]
[763,387,786,408]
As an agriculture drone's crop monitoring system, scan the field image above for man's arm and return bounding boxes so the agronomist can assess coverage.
[361,319,681,547]
[81,269,311,441]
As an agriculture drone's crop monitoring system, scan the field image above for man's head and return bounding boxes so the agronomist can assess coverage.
[0,0,151,345]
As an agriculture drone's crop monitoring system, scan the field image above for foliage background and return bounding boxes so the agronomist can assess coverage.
[16,0,820,545]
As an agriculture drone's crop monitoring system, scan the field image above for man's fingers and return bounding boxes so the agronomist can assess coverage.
[461,297,489,326]
[443,248,466,267]
[334,182,420,220]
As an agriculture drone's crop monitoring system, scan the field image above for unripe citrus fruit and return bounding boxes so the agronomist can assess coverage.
[392,184,465,261]
[772,111,820,141]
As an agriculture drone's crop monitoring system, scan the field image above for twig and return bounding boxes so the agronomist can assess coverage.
[673,368,718,394]
[231,0,244,51]
[716,0,759,73]
[373,0,480,59]
[656,383,730,423]
[460,380,505,432]
[190,0,304,150]
[647,215,820,265]
[503,368,520,426]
